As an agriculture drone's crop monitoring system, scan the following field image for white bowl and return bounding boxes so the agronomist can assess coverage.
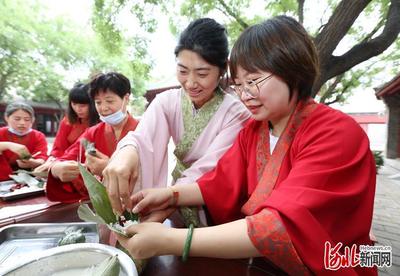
[1,243,137,276]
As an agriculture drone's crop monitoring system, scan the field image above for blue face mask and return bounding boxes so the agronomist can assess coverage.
[99,109,126,125]
[8,127,32,137]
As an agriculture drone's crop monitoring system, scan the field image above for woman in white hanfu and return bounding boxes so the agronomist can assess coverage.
[103,18,250,226]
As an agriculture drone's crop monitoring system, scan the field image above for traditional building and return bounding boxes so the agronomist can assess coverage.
[375,73,400,159]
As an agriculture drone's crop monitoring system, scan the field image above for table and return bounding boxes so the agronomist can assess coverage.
[0,195,286,275]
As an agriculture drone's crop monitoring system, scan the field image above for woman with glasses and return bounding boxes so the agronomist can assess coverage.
[45,72,139,202]
[114,16,376,275]
[0,102,48,180]
[103,18,250,225]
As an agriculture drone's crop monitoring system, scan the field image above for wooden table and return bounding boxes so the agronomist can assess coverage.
[0,195,286,275]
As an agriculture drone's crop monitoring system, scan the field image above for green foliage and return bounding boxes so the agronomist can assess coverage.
[266,0,298,16]
[94,0,400,106]
[57,228,86,246]
[93,0,124,55]
[78,163,117,224]
[373,150,384,173]
[0,0,150,113]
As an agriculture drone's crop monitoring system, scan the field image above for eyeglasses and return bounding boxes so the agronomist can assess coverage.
[232,74,273,99]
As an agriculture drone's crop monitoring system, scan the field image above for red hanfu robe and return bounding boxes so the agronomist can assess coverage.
[46,116,138,202]
[50,117,90,158]
[0,127,48,181]
[198,102,376,275]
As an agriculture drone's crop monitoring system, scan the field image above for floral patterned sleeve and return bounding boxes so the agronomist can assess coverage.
[246,208,312,276]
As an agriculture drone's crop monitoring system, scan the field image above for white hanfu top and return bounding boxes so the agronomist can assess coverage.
[117,88,250,191]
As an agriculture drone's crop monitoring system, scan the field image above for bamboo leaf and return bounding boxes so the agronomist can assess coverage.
[9,172,39,186]
[13,169,48,178]
[90,255,120,276]
[81,138,97,156]
[122,210,139,222]
[77,204,107,225]
[78,163,116,224]
[106,224,130,237]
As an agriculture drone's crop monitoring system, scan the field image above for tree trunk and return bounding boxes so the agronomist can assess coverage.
[312,0,400,96]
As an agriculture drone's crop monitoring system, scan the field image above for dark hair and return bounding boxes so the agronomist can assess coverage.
[230,15,319,101]
[89,72,131,99]
[67,83,99,126]
[5,102,35,119]
[174,18,229,73]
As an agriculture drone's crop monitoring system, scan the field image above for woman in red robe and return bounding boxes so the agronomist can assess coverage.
[50,83,99,158]
[34,83,99,173]
[0,102,48,180]
[46,72,139,202]
[114,16,376,275]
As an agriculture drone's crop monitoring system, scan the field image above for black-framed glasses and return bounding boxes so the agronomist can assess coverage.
[232,74,273,99]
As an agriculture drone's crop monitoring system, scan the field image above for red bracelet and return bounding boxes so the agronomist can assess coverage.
[169,186,179,206]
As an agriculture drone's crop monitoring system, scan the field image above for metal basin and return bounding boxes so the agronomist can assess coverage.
[1,243,138,276]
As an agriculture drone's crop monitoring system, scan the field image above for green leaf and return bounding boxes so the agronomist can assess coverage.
[13,169,48,179]
[106,224,130,237]
[9,172,39,186]
[91,255,120,276]
[122,210,139,222]
[78,203,132,237]
[81,138,97,156]
[19,152,32,160]
[77,204,107,225]
[78,164,116,224]
[57,228,86,246]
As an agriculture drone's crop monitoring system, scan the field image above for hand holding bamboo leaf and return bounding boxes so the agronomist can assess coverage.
[77,164,138,237]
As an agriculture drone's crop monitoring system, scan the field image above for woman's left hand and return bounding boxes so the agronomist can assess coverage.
[117,222,171,259]
[140,207,176,223]
[85,150,109,176]
[16,158,45,169]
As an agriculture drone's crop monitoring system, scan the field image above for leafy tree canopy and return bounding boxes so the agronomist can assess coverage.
[0,0,151,114]
[93,0,400,105]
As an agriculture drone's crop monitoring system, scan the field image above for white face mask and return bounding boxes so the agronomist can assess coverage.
[8,127,32,137]
[99,109,126,125]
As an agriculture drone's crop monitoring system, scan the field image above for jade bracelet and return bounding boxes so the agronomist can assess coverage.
[182,223,194,262]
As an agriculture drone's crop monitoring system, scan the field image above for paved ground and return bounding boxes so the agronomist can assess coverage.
[373,158,400,275]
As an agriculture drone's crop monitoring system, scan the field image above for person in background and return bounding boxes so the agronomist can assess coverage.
[0,102,48,180]
[114,16,376,275]
[46,72,139,202]
[103,18,250,225]
[34,83,99,173]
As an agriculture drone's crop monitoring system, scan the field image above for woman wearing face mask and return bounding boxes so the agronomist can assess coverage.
[114,16,376,275]
[46,72,139,202]
[0,102,48,180]
[102,18,250,224]
[34,83,99,173]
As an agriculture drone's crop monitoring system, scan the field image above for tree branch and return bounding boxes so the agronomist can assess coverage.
[324,89,346,105]
[322,0,400,83]
[314,0,371,65]
[324,74,357,105]
[319,73,344,103]
[297,0,305,24]
[216,0,248,29]
[360,16,386,44]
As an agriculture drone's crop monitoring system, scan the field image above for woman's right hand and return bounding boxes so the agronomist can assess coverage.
[102,146,139,215]
[2,142,30,158]
[50,160,80,182]
[33,157,56,173]
[131,188,175,215]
